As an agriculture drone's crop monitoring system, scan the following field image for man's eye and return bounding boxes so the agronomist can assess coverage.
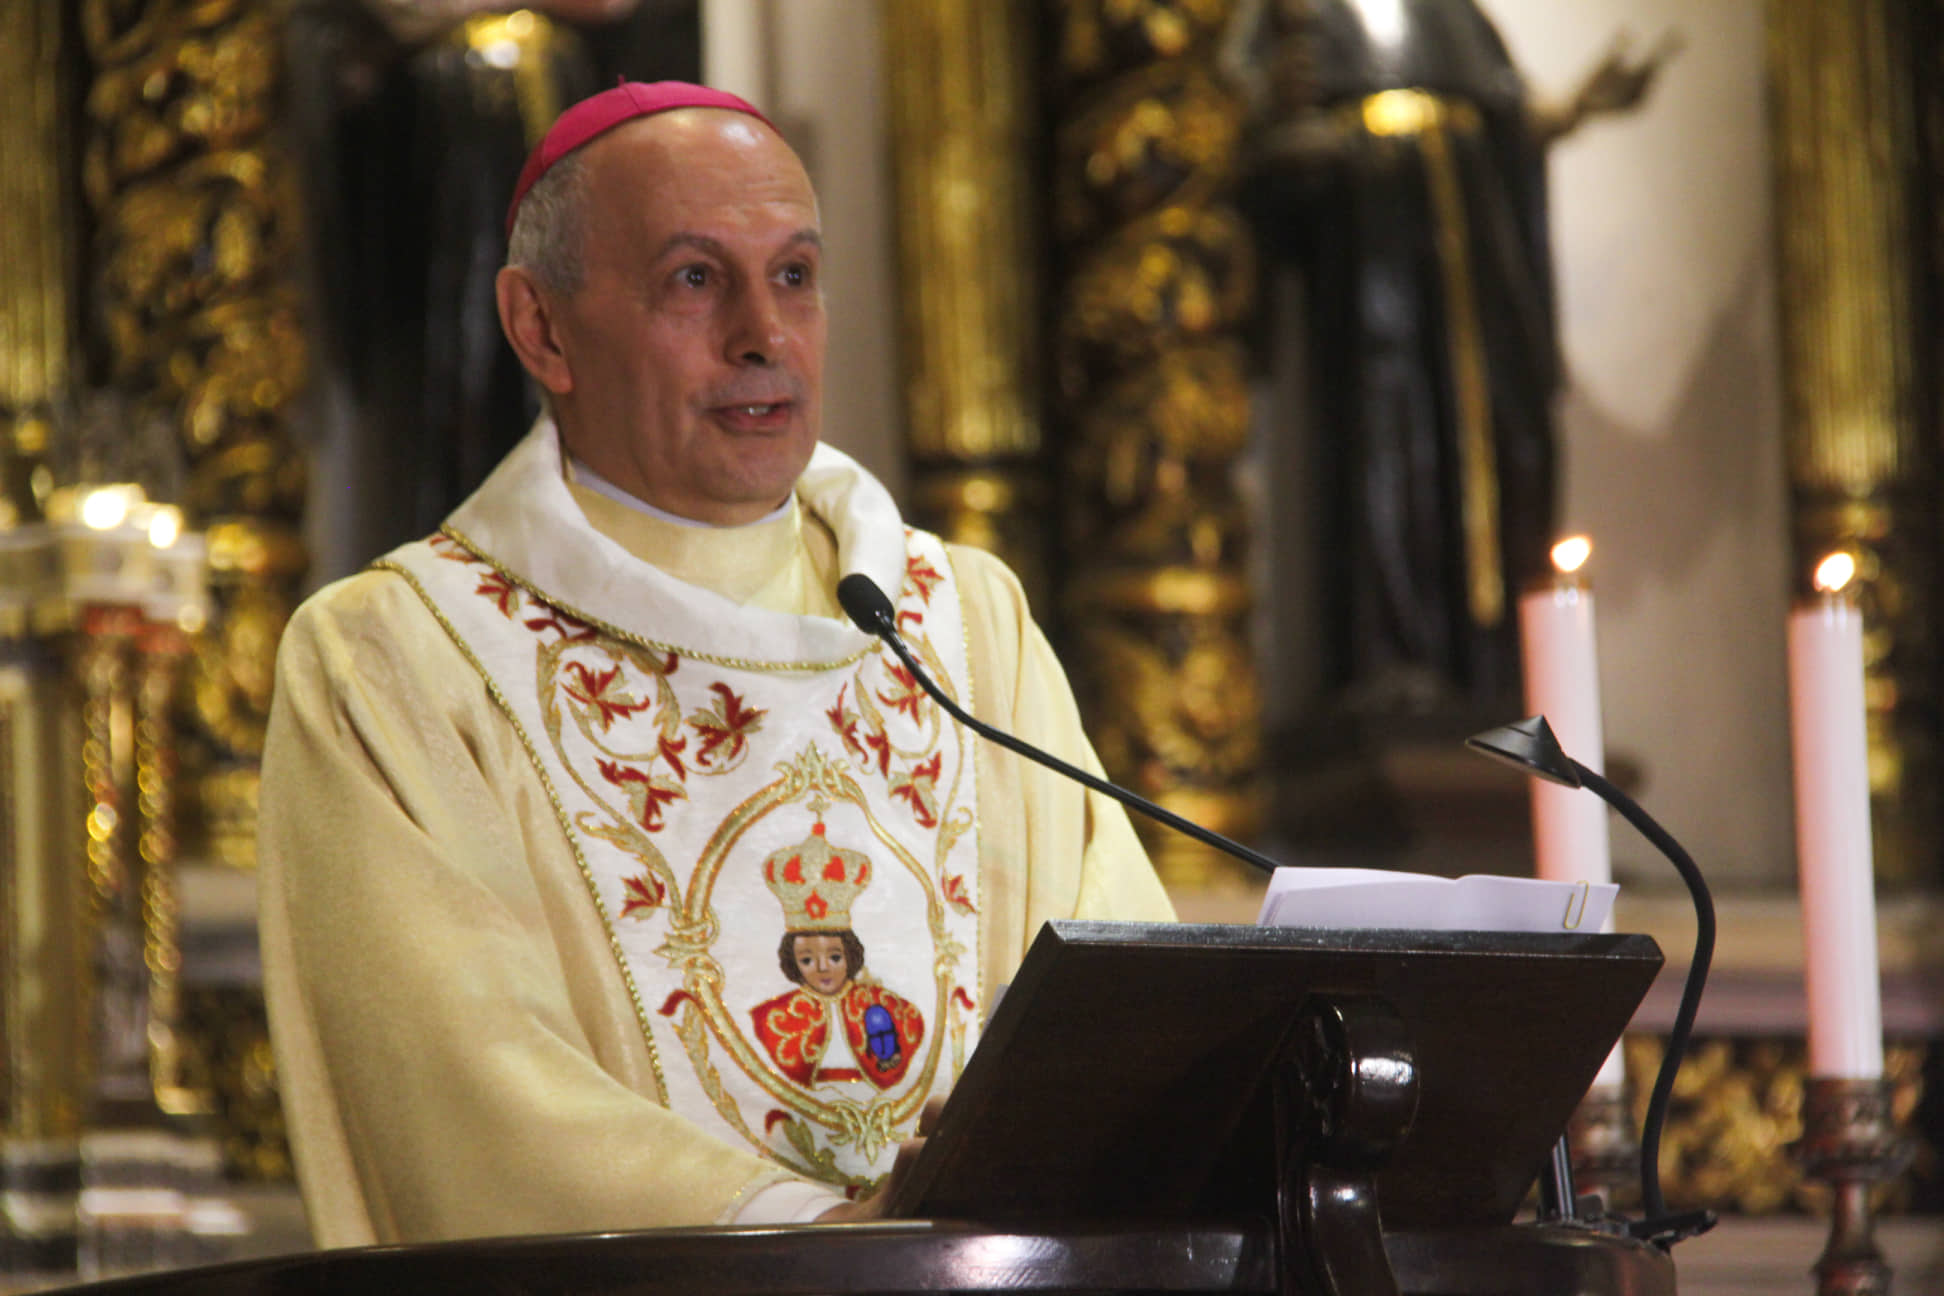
[679,265,710,288]
[781,263,812,288]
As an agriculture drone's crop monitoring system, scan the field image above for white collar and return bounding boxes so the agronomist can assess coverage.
[444,418,907,665]
[564,455,794,531]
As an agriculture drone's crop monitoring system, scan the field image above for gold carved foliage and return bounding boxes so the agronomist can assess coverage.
[82,0,308,524]
[1056,204,1255,399]
[81,0,311,870]
[1054,60,1245,242]
[83,1,278,196]
[1054,0,1236,92]
[1067,343,1251,566]
[1071,609,1262,791]
[1622,1035,1930,1215]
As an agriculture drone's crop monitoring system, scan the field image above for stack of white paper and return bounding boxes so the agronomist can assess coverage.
[1254,867,1617,935]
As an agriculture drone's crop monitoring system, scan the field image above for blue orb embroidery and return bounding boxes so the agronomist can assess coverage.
[864,1004,898,1063]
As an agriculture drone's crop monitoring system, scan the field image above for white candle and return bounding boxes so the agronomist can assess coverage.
[1788,553,1883,1079]
[1518,536,1623,1090]
[1519,537,1612,888]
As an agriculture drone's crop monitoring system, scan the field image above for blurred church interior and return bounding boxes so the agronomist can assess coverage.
[0,0,1940,1291]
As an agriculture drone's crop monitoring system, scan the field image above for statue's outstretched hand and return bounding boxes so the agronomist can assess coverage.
[1571,29,1685,123]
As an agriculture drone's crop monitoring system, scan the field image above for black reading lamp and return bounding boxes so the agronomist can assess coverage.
[1466,715,1717,1249]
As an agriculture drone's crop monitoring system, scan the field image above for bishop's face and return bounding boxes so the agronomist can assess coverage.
[542,109,826,525]
[794,934,850,996]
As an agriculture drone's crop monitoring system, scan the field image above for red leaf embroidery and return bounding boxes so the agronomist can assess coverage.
[876,663,925,723]
[689,681,766,768]
[620,872,666,918]
[598,758,685,831]
[429,533,474,563]
[475,571,521,618]
[889,752,943,828]
[564,661,652,730]
[658,733,689,783]
[905,553,944,604]
[862,727,893,776]
[826,684,864,759]
[942,872,976,916]
[526,607,597,642]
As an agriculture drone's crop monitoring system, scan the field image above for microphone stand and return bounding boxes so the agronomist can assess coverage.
[1468,718,1718,1250]
[843,581,1280,878]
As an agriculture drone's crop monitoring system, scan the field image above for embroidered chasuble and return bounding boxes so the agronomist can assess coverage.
[259,422,1175,1246]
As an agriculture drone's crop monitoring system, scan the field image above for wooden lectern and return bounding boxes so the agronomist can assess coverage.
[51,922,1676,1295]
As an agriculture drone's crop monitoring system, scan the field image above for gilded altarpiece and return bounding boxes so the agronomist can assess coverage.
[883,0,1051,611]
[1043,0,1265,887]
[80,0,311,876]
[1768,0,1939,889]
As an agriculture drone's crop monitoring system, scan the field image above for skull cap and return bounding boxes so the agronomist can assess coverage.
[505,80,773,237]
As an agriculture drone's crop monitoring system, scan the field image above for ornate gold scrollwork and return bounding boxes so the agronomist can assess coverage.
[1048,0,1263,887]
[1621,1035,1930,1216]
[81,0,310,873]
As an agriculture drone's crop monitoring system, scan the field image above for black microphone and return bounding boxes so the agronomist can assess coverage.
[836,573,1280,876]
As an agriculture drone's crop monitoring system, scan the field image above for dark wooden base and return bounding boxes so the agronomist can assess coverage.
[40,1219,1675,1296]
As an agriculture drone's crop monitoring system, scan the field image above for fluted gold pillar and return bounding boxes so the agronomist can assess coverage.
[1767,0,1935,886]
[1045,0,1264,888]
[80,0,310,871]
[883,0,1050,608]
[0,0,72,521]
[0,5,85,1274]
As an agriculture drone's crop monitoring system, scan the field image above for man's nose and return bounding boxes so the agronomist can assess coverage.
[727,283,787,365]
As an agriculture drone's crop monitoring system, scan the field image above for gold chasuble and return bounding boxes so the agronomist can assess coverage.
[382,506,980,1190]
[258,422,1175,1247]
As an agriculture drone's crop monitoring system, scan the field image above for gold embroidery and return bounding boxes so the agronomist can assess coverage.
[943,547,989,1014]
[667,745,952,1171]
[385,527,983,1187]
[373,559,672,1105]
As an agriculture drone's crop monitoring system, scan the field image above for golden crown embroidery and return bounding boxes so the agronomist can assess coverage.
[399,531,982,1195]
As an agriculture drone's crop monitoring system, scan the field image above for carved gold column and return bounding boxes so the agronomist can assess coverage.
[1,576,86,1278]
[1046,0,1264,887]
[0,0,71,526]
[883,0,1049,607]
[1768,0,1936,886]
[80,0,310,873]
[0,4,84,1278]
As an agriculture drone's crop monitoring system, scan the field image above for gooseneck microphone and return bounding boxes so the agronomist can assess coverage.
[836,573,1280,877]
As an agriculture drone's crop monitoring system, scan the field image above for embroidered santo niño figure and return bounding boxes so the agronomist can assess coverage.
[750,823,925,1090]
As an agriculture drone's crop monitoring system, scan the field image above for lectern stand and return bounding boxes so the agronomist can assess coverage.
[51,922,1677,1295]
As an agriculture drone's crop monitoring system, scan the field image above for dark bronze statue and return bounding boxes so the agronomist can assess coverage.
[1225,0,1676,714]
[287,0,689,561]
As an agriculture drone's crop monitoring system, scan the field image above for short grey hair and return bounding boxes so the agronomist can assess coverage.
[506,148,593,296]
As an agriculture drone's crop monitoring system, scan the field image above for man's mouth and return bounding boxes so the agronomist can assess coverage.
[711,400,794,429]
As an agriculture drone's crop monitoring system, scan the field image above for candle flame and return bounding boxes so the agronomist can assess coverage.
[147,505,182,550]
[1813,551,1856,594]
[1550,536,1592,575]
[79,486,133,531]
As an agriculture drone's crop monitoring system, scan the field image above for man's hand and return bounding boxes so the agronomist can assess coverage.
[815,1095,947,1223]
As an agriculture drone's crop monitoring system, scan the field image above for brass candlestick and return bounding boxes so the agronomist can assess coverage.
[1799,1076,1911,1295]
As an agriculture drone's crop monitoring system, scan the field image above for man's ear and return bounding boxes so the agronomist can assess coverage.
[496,266,574,396]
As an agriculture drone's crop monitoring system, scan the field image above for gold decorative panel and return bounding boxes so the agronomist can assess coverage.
[1046,0,1263,887]
[884,0,1050,608]
[79,0,310,870]
[1767,0,1936,886]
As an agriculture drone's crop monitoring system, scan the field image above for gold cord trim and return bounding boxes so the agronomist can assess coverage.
[438,526,878,673]
[373,558,672,1106]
